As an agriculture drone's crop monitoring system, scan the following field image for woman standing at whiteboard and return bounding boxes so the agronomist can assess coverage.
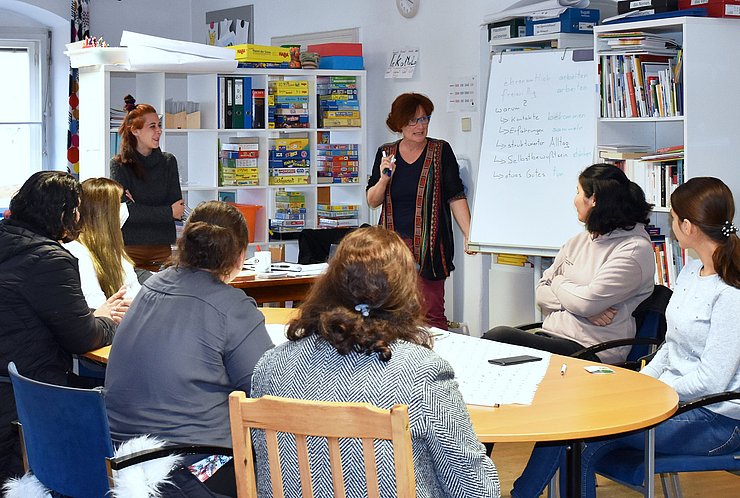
[366,93,473,330]
[484,163,655,364]
[110,96,185,271]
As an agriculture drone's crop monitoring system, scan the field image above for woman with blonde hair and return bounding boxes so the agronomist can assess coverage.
[65,177,141,308]
[251,226,500,498]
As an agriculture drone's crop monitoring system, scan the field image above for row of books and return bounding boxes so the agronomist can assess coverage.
[268,80,309,129]
[272,190,306,234]
[317,75,360,128]
[647,225,685,289]
[269,136,310,185]
[316,143,359,184]
[599,51,682,118]
[219,138,259,187]
[317,203,360,228]
[218,76,266,129]
[623,159,683,209]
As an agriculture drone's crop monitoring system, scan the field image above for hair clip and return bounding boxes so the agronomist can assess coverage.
[721,220,738,237]
[354,303,370,317]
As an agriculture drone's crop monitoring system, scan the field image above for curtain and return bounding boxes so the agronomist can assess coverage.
[68,0,90,176]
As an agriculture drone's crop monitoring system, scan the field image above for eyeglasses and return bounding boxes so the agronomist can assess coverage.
[408,115,432,126]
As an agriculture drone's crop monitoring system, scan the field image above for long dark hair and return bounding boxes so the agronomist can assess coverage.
[580,163,652,235]
[112,96,158,180]
[174,201,248,279]
[287,226,430,361]
[671,177,740,289]
[9,171,81,241]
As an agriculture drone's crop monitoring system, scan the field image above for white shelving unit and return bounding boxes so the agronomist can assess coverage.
[594,17,740,229]
[77,66,368,250]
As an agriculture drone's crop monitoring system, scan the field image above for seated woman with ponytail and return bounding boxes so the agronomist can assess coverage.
[510,177,740,498]
[250,226,500,498]
[104,201,273,497]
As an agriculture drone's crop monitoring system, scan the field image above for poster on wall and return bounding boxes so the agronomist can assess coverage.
[206,5,254,46]
[447,76,477,112]
[385,48,419,79]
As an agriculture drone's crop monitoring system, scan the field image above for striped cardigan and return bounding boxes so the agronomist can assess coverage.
[250,335,500,498]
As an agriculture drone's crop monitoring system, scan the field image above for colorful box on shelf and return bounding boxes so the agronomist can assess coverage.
[618,0,678,14]
[228,44,291,63]
[525,8,600,36]
[306,43,363,57]
[489,18,527,40]
[678,0,740,17]
[65,41,128,68]
[318,56,364,70]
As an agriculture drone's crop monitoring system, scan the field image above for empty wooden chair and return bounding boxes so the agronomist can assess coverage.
[228,392,416,498]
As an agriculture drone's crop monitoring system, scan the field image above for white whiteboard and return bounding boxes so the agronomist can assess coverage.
[470,49,596,256]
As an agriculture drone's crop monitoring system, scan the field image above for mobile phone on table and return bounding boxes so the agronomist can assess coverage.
[488,355,542,366]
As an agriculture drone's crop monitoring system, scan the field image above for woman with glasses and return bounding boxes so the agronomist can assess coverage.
[366,93,473,330]
[110,95,186,271]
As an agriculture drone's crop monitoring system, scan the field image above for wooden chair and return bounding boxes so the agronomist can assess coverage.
[228,392,416,498]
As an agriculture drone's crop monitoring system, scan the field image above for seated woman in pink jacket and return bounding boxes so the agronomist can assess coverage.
[484,163,655,364]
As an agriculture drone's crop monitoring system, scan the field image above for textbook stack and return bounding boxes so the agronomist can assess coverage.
[271,190,306,235]
[317,203,360,228]
[317,76,360,128]
[268,80,309,129]
[316,143,359,184]
[219,138,260,187]
[647,225,684,287]
[268,136,310,186]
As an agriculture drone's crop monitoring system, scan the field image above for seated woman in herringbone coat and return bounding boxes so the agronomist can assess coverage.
[250,225,500,498]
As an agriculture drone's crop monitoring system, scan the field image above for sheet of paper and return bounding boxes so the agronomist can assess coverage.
[126,46,237,72]
[121,31,235,60]
[432,331,551,406]
[265,323,289,346]
[385,48,419,79]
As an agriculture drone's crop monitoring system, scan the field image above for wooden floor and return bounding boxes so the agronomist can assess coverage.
[491,442,740,497]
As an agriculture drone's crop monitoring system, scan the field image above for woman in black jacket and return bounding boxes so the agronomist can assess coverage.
[0,171,126,480]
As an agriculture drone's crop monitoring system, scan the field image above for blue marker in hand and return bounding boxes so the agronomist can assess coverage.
[382,150,395,177]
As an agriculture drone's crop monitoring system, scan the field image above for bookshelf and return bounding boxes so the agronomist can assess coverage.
[76,66,368,252]
[594,17,740,286]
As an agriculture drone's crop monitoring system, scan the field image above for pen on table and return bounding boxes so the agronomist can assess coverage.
[560,363,568,376]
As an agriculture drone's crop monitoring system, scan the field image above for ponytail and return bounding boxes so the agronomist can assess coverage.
[713,228,740,289]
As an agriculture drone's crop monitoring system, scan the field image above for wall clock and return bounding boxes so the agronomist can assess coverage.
[396,0,420,19]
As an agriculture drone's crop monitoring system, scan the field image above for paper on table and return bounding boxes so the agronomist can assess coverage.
[431,330,551,406]
[126,46,238,72]
[295,263,328,276]
[265,323,289,346]
[120,31,235,60]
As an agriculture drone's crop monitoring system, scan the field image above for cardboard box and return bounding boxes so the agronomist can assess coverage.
[678,0,740,17]
[525,8,600,36]
[228,44,290,63]
[489,18,527,40]
[165,111,200,130]
[318,56,364,70]
[307,43,362,57]
[618,0,678,14]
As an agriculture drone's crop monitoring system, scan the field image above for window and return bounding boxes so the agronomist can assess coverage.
[0,32,47,210]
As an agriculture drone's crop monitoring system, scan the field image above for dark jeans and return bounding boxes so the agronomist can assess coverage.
[160,458,236,498]
[483,326,600,362]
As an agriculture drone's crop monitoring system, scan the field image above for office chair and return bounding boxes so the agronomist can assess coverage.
[297,227,355,264]
[229,392,417,498]
[593,391,740,498]
[6,362,230,498]
[513,285,672,369]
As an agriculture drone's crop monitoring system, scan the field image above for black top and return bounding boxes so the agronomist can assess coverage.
[110,149,182,246]
[387,148,425,238]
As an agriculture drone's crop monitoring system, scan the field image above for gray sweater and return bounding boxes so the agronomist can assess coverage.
[110,149,182,246]
[104,266,274,447]
[642,258,740,419]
